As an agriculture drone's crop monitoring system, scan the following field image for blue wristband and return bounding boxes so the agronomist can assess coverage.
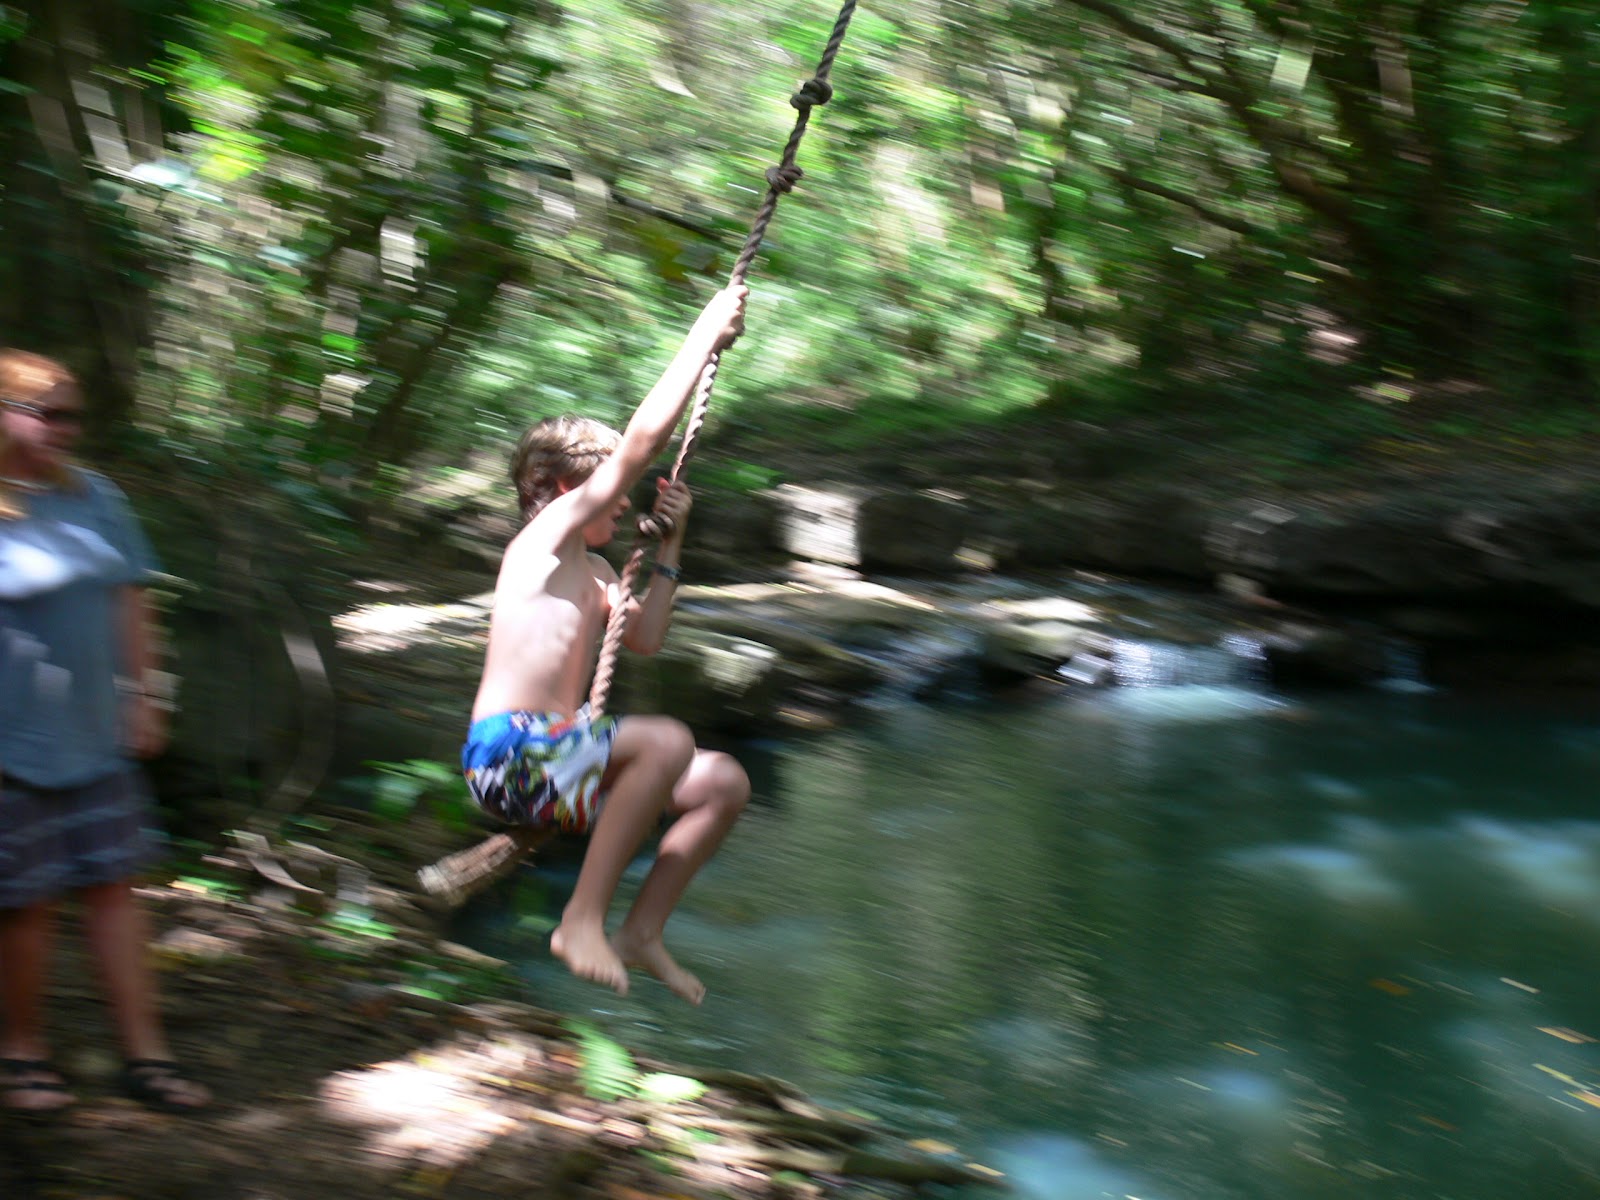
[650,561,682,582]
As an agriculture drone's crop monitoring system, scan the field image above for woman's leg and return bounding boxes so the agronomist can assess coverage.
[0,899,75,1110]
[81,880,208,1109]
[80,880,165,1059]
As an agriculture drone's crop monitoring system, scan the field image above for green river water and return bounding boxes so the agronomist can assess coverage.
[464,663,1600,1200]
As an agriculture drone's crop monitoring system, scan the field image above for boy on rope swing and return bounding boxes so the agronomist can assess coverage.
[460,285,750,1005]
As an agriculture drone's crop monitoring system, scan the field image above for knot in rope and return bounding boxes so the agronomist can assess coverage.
[635,510,676,541]
[764,164,805,193]
[791,77,834,109]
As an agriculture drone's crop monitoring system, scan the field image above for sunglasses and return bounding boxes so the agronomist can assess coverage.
[3,399,84,426]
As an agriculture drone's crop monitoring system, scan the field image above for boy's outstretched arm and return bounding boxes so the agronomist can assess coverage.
[557,287,746,534]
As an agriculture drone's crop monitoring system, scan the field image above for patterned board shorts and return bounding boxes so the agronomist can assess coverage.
[0,768,160,910]
[461,708,619,834]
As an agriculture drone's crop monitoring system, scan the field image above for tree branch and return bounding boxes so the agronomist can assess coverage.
[1065,0,1365,246]
[1104,167,1274,239]
[522,161,726,242]
[1062,0,1213,81]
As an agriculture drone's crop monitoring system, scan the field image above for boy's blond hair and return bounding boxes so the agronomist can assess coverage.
[511,414,621,523]
[0,349,79,519]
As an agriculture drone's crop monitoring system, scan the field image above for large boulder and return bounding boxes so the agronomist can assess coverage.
[990,485,1210,578]
[612,631,784,734]
[1207,498,1482,597]
[1257,619,1393,687]
[329,597,489,775]
[974,596,1103,681]
[767,484,970,573]
[1206,486,1600,608]
[677,486,784,580]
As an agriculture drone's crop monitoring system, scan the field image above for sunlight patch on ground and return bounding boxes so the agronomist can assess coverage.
[334,597,492,653]
[320,1039,528,1167]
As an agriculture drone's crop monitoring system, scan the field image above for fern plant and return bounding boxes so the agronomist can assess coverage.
[568,1020,640,1102]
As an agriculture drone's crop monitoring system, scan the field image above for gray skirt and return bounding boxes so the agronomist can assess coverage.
[0,768,161,909]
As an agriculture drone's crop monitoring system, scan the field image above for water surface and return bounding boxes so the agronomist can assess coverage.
[464,674,1600,1199]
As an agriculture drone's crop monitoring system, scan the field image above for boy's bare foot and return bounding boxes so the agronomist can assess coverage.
[613,927,705,1005]
[551,920,629,995]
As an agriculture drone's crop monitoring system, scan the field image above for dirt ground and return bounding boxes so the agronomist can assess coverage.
[0,835,1000,1200]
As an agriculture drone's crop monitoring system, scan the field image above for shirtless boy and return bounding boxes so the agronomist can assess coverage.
[462,286,750,1004]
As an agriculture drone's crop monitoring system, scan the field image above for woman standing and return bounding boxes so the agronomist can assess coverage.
[0,350,206,1113]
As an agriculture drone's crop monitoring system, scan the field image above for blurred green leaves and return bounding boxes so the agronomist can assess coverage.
[566,1018,707,1104]
[2,0,1599,506]
[367,758,474,831]
[0,5,25,48]
[568,1019,640,1102]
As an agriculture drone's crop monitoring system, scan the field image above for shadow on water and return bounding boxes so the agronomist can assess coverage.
[456,645,1600,1200]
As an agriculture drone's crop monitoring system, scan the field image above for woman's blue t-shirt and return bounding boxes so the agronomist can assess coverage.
[0,468,158,788]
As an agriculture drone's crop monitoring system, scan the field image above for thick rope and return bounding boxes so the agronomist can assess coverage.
[419,1,859,905]
[590,0,856,720]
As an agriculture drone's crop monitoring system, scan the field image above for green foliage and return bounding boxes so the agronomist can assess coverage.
[366,758,474,832]
[396,951,516,1002]
[325,905,398,940]
[561,1020,706,1104]
[3,0,1599,507]
[567,1019,641,1102]
[695,457,783,495]
[0,6,25,48]
[174,873,244,901]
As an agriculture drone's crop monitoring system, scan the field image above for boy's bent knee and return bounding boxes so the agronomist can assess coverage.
[702,751,751,812]
[620,715,695,775]
[659,719,695,771]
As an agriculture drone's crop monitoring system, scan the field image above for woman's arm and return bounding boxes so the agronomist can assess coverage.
[119,585,170,758]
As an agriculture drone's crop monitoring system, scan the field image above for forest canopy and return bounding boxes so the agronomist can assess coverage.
[3,0,1596,504]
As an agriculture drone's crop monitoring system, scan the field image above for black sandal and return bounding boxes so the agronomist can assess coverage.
[0,1057,75,1114]
[120,1059,208,1114]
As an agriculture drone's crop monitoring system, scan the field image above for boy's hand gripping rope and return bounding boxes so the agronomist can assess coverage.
[418,1,859,906]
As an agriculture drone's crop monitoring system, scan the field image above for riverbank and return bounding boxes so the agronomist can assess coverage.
[0,826,1001,1200]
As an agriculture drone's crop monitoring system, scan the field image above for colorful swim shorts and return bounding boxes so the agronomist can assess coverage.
[461,708,618,833]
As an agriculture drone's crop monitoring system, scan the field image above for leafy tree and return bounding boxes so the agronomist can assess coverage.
[3,0,1597,505]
